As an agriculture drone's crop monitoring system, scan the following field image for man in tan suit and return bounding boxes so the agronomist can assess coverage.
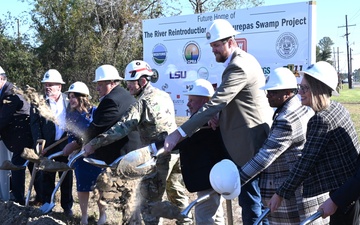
[164,19,273,225]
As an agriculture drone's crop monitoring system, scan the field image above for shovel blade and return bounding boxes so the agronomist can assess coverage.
[40,202,55,214]
[136,158,156,169]
[83,157,108,168]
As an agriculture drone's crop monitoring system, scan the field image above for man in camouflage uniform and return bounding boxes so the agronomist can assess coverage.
[84,60,189,225]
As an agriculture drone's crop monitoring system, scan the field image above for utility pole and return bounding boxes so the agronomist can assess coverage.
[350,48,353,81]
[333,47,336,69]
[338,15,356,89]
[337,47,340,73]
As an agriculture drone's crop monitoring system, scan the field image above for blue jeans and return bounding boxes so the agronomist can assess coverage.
[238,176,269,225]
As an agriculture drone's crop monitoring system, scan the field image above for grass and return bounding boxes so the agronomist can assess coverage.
[332,85,360,103]
[332,84,360,137]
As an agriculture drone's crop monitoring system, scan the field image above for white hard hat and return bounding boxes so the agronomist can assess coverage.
[299,61,339,95]
[41,69,65,84]
[205,19,240,44]
[93,64,122,82]
[65,81,91,98]
[124,60,154,81]
[184,78,214,97]
[209,159,241,200]
[260,67,297,90]
[0,66,5,74]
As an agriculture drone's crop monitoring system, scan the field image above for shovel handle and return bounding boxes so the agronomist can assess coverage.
[299,210,323,225]
[253,208,271,225]
[41,136,67,155]
[47,151,64,160]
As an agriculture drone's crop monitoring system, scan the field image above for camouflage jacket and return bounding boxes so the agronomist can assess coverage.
[89,83,176,149]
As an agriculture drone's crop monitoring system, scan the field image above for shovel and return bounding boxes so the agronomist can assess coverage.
[83,155,124,169]
[181,190,218,218]
[25,139,46,206]
[0,160,29,170]
[39,150,85,214]
[253,208,271,225]
[135,141,166,169]
[25,150,64,206]
[299,210,323,225]
[136,148,165,169]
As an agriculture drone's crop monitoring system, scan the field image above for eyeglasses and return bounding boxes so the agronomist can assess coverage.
[265,90,284,96]
[298,84,310,93]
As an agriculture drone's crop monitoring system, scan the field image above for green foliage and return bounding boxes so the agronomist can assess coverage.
[1,0,263,97]
[0,33,42,88]
[316,36,334,64]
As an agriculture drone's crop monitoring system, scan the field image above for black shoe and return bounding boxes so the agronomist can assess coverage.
[29,200,43,207]
[64,209,73,217]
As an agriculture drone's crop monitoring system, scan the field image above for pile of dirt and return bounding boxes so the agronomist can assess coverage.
[0,201,66,225]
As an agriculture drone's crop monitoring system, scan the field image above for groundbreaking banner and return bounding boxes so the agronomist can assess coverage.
[143,1,316,116]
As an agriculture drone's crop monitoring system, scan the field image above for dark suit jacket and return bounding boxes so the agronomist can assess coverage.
[84,85,136,164]
[176,124,229,192]
[0,82,32,152]
[331,157,360,212]
[30,92,69,154]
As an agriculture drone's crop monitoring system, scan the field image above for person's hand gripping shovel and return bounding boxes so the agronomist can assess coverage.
[136,141,165,169]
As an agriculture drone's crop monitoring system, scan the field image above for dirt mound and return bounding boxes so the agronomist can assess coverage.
[0,201,66,225]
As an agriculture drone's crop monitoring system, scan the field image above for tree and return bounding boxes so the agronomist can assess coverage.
[186,0,264,13]
[29,0,164,98]
[2,0,264,97]
[0,14,42,88]
[316,36,334,64]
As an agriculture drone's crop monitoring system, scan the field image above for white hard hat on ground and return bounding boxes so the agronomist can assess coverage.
[93,64,122,82]
[260,67,298,90]
[210,159,241,200]
[65,81,91,98]
[184,78,214,97]
[41,69,65,84]
[124,60,154,81]
[205,19,240,44]
[0,66,5,74]
[299,61,339,95]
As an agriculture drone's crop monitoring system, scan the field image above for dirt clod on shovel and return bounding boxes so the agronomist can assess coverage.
[150,201,183,220]
[21,147,40,163]
[38,158,71,172]
[117,148,153,179]
[0,160,24,170]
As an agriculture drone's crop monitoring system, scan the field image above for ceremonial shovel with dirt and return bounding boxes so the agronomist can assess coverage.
[39,150,85,214]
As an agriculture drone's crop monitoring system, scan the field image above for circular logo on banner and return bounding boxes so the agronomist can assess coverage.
[152,44,167,65]
[183,41,201,64]
[276,32,298,59]
[197,67,209,80]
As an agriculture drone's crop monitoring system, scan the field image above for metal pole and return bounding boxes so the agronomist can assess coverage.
[345,15,352,89]
[226,199,234,225]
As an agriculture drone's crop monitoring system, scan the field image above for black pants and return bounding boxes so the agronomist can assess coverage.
[10,150,27,205]
[330,199,360,225]
[40,155,73,211]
